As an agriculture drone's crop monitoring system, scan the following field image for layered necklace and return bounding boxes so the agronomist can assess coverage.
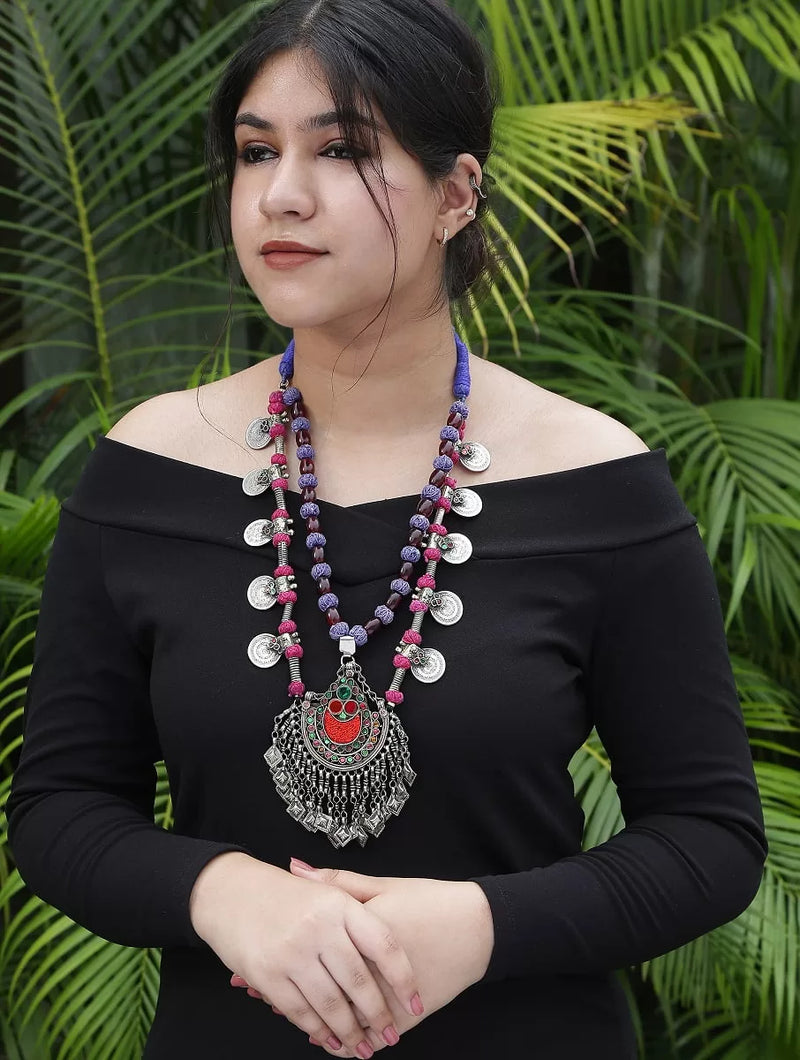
[241,329,490,848]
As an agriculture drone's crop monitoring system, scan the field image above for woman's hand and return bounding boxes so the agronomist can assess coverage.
[232,858,494,1053]
[189,852,422,1058]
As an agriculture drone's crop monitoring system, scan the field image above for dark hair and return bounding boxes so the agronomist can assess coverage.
[204,0,502,343]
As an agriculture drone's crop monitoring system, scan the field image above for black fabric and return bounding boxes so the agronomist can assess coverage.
[6,435,767,1058]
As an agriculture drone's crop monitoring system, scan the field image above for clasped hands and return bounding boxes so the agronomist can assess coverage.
[230,858,494,1056]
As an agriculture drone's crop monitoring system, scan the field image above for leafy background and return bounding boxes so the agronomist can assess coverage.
[1,0,799,1056]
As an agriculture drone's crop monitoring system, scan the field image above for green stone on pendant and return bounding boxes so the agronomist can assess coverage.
[337,685,351,701]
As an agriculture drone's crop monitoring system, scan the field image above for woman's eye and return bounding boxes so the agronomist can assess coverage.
[237,142,362,165]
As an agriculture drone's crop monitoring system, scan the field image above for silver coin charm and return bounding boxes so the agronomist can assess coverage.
[429,589,463,625]
[248,632,282,668]
[440,531,473,564]
[457,440,491,473]
[410,647,446,683]
[451,486,483,517]
[243,518,274,547]
[242,468,271,496]
[245,417,275,451]
[247,575,278,610]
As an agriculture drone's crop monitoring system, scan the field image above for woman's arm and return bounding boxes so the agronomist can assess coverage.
[468,522,767,982]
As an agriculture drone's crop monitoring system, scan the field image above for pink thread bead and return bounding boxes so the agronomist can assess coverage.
[274,564,293,576]
[271,453,287,465]
[288,680,305,697]
[429,524,447,536]
[285,645,304,658]
[278,620,297,634]
[451,449,460,463]
[439,497,452,511]
[424,547,441,562]
[277,589,297,604]
[410,600,428,612]
[273,532,291,545]
[386,690,404,705]
[402,630,422,645]
[445,476,457,487]
[269,424,285,437]
[393,654,412,669]
[272,509,290,519]
[417,574,436,589]
[269,391,284,403]
[268,402,284,414]
[272,478,289,490]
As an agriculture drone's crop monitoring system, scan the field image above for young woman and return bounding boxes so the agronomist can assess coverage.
[6,1,767,1057]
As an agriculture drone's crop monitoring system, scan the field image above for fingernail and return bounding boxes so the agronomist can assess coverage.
[357,1042,374,1059]
[411,992,425,1016]
[326,1035,343,1050]
[291,856,316,871]
[309,1038,321,1046]
[382,1024,400,1045]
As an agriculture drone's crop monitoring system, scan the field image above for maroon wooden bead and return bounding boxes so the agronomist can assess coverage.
[290,401,304,418]
[301,487,317,503]
[326,608,341,626]
[313,547,325,563]
[306,517,320,533]
[417,498,435,518]
[299,458,315,475]
[364,618,382,636]
[317,577,331,594]
[296,430,311,446]
[439,440,455,457]
[447,411,464,429]
[429,469,447,487]
[386,592,403,611]
[408,529,424,547]
[399,562,414,580]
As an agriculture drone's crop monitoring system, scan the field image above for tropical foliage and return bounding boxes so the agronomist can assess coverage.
[1,0,799,1056]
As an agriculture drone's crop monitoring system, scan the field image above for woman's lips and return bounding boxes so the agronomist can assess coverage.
[263,252,327,270]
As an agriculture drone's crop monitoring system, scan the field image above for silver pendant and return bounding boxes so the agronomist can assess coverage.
[247,575,277,610]
[452,486,483,517]
[245,417,275,450]
[457,440,491,473]
[248,632,282,668]
[441,531,473,564]
[429,589,463,625]
[243,519,274,547]
[264,655,415,848]
[242,468,271,496]
[410,646,446,683]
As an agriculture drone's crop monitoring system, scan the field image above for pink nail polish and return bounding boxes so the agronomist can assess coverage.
[291,856,315,871]
[357,1042,374,1059]
[327,1034,343,1050]
[411,992,425,1016]
[382,1024,401,1045]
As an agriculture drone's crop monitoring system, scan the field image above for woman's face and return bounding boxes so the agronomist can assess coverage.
[230,48,443,331]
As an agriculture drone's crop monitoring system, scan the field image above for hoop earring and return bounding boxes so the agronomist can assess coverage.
[437,227,449,247]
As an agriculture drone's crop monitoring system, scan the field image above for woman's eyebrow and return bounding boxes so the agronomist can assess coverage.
[234,109,385,135]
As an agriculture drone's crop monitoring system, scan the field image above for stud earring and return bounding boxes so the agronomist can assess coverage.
[465,208,475,217]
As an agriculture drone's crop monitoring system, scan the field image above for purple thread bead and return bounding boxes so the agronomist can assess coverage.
[351,624,368,647]
[450,400,469,418]
[300,502,320,518]
[283,386,301,405]
[421,484,441,501]
[291,416,310,432]
[306,532,326,548]
[401,545,421,563]
[298,474,318,488]
[311,562,331,579]
[391,579,411,595]
[440,425,459,442]
[453,331,470,398]
[279,339,295,380]
[296,445,314,460]
[330,621,350,639]
[410,514,430,531]
[433,455,453,472]
[375,605,394,625]
[319,593,339,611]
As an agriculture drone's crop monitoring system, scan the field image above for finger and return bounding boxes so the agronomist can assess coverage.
[268,967,377,1058]
[343,901,423,1018]
[319,942,399,1049]
[290,862,383,903]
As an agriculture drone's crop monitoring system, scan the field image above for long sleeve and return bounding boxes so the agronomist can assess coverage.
[468,522,768,983]
[4,506,253,949]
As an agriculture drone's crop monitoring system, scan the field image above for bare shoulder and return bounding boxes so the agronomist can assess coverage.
[104,388,195,452]
[471,356,649,480]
